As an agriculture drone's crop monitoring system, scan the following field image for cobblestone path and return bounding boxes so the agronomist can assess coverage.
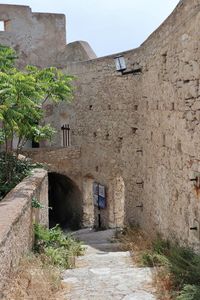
[62,229,156,300]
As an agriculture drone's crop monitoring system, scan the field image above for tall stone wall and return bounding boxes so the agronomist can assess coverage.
[44,0,200,248]
[139,0,200,249]
[44,56,139,229]
[1,0,200,249]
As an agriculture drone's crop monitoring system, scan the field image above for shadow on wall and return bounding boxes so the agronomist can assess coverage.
[48,173,83,230]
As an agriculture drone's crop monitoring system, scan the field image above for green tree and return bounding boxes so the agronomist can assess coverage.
[0,45,73,155]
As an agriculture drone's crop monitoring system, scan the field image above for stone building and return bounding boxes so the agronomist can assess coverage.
[1,0,200,249]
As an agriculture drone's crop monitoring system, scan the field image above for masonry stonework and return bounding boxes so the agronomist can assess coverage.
[1,0,200,249]
[0,169,48,294]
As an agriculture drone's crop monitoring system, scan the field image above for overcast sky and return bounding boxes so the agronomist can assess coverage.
[1,0,180,57]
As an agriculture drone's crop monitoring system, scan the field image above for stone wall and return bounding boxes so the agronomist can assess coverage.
[0,169,48,294]
[22,147,95,228]
[22,147,82,188]
[1,0,200,249]
[56,41,97,65]
[0,4,96,68]
[47,52,143,230]
[0,4,66,68]
[43,0,200,248]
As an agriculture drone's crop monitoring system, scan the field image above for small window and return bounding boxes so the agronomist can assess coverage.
[0,20,11,32]
[0,21,5,31]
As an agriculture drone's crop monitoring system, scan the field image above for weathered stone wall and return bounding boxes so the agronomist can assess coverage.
[0,4,96,68]
[43,0,200,248]
[1,0,200,249]
[0,4,66,67]
[22,147,82,189]
[0,169,48,294]
[22,147,93,227]
[47,52,142,230]
[56,41,97,65]
[138,0,200,249]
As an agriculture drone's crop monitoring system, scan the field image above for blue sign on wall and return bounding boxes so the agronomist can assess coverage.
[93,182,106,209]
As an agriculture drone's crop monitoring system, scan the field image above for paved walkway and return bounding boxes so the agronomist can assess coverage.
[62,229,156,300]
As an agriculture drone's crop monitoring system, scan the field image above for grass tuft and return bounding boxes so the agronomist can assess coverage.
[2,255,66,300]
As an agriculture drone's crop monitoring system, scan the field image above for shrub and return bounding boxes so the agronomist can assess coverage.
[177,285,200,300]
[119,227,200,300]
[167,246,200,287]
[152,237,171,256]
[34,224,84,268]
[141,251,170,268]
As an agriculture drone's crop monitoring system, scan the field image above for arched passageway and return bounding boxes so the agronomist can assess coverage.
[48,173,83,230]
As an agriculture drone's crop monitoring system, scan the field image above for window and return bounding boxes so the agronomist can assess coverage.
[0,20,11,31]
[0,21,5,31]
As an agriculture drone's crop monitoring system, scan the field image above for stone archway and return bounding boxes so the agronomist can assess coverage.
[48,172,83,230]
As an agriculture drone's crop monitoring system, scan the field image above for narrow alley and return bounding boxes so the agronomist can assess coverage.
[62,229,156,300]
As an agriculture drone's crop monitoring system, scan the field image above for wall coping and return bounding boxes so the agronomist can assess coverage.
[0,168,47,248]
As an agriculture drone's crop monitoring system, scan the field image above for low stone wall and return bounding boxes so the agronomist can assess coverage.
[0,169,48,295]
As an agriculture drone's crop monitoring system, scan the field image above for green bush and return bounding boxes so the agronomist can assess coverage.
[142,237,200,286]
[141,251,170,267]
[120,228,200,299]
[167,246,200,287]
[140,237,171,268]
[176,285,200,300]
[140,236,200,299]
[34,224,84,268]
[152,237,171,255]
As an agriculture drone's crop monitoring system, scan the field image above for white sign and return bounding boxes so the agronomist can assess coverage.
[99,184,105,198]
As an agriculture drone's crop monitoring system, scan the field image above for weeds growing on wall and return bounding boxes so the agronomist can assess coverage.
[34,224,84,269]
[119,226,200,300]
[0,152,43,200]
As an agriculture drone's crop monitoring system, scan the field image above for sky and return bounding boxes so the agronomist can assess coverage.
[0,0,180,57]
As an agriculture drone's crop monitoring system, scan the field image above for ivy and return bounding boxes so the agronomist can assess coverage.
[31,197,44,209]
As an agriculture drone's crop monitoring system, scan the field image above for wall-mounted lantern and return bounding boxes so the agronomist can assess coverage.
[114,55,127,73]
[114,55,142,75]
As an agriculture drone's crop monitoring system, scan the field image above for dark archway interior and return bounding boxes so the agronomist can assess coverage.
[48,173,83,230]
